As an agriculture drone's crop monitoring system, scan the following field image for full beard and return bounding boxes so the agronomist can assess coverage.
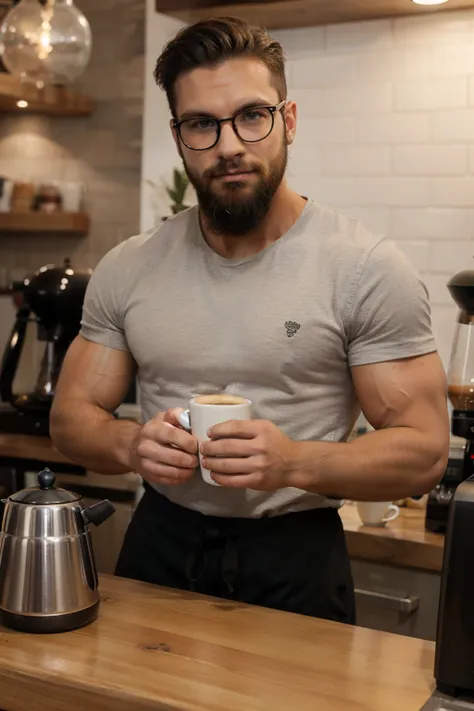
[182,142,288,237]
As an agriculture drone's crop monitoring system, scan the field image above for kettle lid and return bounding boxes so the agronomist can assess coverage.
[10,468,80,505]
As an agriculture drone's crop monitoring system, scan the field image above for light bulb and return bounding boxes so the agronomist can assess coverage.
[0,0,92,87]
[411,0,449,5]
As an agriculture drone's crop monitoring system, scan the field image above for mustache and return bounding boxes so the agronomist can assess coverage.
[204,159,261,179]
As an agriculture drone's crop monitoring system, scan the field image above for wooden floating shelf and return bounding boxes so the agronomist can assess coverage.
[0,73,94,117]
[0,212,90,236]
[156,0,474,30]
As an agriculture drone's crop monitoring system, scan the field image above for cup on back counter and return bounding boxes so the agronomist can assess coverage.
[178,394,252,486]
[356,501,400,527]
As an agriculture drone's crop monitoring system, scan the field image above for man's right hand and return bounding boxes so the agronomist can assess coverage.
[131,409,199,486]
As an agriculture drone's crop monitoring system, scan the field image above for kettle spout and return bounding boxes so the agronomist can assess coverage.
[81,500,115,527]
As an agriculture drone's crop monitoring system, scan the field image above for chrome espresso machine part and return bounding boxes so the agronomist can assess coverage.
[0,468,115,634]
[426,270,474,533]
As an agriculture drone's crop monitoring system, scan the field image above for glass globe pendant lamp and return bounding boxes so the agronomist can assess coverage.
[0,0,92,88]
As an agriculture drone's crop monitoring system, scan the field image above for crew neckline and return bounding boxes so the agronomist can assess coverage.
[191,198,315,269]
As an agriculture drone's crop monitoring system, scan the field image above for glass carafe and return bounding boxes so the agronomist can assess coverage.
[448,271,474,446]
[448,314,474,411]
[448,271,474,413]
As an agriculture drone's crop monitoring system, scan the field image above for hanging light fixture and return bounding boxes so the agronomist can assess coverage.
[411,0,449,5]
[0,0,92,88]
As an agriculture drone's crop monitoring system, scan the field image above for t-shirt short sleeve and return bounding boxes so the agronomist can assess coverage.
[80,246,129,352]
[347,239,437,368]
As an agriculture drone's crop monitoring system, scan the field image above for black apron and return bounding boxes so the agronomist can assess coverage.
[115,482,356,624]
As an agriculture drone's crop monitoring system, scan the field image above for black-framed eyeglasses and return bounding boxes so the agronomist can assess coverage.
[173,100,287,152]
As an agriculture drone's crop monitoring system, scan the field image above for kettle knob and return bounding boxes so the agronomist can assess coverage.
[38,468,55,490]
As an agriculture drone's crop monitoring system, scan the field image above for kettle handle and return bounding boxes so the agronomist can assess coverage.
[81,500,115,527]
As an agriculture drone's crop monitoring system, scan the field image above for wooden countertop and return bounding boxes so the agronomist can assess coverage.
[0,574,436,711]
[0,433,76,466]
[340,502,445,573]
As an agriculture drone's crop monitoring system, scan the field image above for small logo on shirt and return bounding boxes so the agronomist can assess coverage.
[285,321,301,338]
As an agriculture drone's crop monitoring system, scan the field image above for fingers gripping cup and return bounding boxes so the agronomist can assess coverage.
[178,394,252,486]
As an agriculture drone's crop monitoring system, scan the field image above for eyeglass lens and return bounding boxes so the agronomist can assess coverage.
[180,107,275,150]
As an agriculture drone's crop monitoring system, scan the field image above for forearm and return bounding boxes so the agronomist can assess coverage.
[50,399,141,475]
[291,426,448,501]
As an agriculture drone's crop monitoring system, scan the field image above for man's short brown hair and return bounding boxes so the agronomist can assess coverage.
[154,16,287,118]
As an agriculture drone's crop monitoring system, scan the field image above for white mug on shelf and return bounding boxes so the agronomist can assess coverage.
[356,501,400,527]
[0,178,14,212]
[58,181,85,212]
[177,394,252,486]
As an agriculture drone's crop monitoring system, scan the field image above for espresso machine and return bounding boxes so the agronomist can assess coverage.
[0,259,92,436]
[425,270,474,533]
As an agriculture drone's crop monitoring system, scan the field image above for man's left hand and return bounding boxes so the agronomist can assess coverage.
[200,420,299,490]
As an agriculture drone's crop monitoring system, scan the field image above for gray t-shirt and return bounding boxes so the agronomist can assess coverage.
[80,200,436,518]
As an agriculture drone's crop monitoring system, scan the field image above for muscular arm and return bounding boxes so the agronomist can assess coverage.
[293,352,450,500]
[203,352,450,500]
[50,335,140,474]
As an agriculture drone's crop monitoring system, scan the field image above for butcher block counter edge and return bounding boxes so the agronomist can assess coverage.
[0,574,436,711]
[340,503,445,573]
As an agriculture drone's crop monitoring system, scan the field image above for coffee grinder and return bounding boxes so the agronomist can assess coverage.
[425,270,474,533]
[420,270,474,710]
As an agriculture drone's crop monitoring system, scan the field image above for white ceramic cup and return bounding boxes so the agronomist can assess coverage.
[177,394,252,486]
[0,178,13,213]
[356,501,400,527]
[58,181,84,212]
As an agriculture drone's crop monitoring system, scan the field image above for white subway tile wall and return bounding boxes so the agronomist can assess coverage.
[356,112,431,144]
[432,109,474,142]
[395,77,468,112]
[393,145,468,176]
[273,9,474,367]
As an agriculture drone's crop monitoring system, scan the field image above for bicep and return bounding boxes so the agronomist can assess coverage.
[53,335,135,413]
[352,352,449,437]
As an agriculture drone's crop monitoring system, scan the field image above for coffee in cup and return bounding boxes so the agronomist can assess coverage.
[178,394,252,486]
[193,394,249,406]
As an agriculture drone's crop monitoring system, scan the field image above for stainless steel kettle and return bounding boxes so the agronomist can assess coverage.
[0,468,115,633]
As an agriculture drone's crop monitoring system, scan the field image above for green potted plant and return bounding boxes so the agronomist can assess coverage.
[166,168,190,215]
